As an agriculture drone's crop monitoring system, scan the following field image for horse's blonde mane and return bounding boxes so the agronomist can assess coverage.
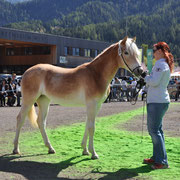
[92,38,140,64]
[91,43,116,63]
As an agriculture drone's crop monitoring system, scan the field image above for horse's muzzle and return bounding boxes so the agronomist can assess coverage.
[133,66,143,77]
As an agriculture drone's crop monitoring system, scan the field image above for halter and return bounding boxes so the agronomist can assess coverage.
[118,41,141,76]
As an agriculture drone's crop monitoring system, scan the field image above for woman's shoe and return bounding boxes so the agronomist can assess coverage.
[143,158,155,164]
[151,163,169,170]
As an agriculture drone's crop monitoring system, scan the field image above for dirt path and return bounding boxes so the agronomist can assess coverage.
[0,101,179,137]
[120,103,180,137]
[0,101,143,136]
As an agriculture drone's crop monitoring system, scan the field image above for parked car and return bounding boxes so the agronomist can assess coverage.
[0,74,11,82]
[16,75,22,81]
[0,74,22,83]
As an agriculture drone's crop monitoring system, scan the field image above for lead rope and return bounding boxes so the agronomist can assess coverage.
[141,98,146,143]
[129,88,141,105]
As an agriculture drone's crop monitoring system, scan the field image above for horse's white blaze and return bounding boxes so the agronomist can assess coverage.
[13,36,143,159]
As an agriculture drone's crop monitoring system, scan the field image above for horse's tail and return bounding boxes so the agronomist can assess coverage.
[28,105,38,128]
[107,85,111,96]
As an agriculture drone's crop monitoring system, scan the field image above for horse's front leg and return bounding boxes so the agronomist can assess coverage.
[88,118,98,159]
[83,100,100,159]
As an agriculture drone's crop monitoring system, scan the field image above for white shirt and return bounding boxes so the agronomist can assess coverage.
[131,80,137,89]
[2,86,5,92]
[121,80,127,90]
[145,58,170,104]
[16,84,21,93]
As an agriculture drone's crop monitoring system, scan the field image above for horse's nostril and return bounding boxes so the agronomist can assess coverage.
[137,68,142,74]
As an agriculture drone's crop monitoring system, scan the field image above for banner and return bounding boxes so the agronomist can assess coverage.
[138,48,143,63]
[147,49,153,73]
[59,56,67,64]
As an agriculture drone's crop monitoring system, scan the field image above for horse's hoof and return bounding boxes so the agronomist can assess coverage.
[48,149,56,154]
[82,150,90,156]
[12,149,20,155]
[91,154,99,160]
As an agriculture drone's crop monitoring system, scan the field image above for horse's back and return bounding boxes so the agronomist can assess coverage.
[21,64,86,105]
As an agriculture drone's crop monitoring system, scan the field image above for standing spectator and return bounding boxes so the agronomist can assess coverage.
[0,79,8,106]
[113,77,121,100]
[109,78,115,100]
[108,80,114,102]
[16,80,21,106]
[175,79,180,101]
[12,73,17,94]
[114,77,121,84]
[141,85,147,101]
[130,77,137,98]
[7,77,16,106]
[143,42,174,170]
[121,77,128,101]
[12,73,17,85]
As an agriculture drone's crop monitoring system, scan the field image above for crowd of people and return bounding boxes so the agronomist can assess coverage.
[105,74,180,103]
[0,73,21,107]
[105,76,146,102]
[168,77,180,101]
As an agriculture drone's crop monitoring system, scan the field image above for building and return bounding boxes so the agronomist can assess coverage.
[0,27,129,77]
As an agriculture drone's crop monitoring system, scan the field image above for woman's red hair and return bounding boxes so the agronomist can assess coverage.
[154,42,174,73]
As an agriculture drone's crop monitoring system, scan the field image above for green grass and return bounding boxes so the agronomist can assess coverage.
[1,105,180,179]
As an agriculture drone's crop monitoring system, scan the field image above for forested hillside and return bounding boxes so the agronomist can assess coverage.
[1,0,169,26]
[1,0,180,59]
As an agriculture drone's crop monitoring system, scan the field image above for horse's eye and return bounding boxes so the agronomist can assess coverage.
[124,51,129,55]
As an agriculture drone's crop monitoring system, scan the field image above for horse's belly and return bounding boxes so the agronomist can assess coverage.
[52,98,85,107]
[47,91,86,107]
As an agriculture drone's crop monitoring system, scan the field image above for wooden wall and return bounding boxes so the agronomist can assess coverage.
[0,45,56,65]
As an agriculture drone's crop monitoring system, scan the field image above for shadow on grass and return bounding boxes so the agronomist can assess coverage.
[0,153,90,180]
[92,165,152,180]
[0,153,153,180]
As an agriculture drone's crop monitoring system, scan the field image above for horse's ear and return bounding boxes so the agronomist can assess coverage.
[132,36,136,42]
[120,36,128,46]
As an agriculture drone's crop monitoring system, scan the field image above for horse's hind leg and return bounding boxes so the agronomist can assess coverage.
[13,104,32,154]
[36,95,55,154]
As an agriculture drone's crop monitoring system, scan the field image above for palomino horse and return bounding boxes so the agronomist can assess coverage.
[13,36,143,159]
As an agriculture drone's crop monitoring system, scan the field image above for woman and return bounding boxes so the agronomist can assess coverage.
[16,80,21,106]
[143,42,174,170]
[7,77,16,106]
[0,79,8,106]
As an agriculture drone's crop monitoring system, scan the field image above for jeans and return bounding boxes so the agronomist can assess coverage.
[175,90,180,101]
[0,93,6,106]
[147,103,169,165]
[16,92,21,106]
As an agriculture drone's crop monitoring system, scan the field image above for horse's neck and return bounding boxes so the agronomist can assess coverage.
[89,43,120,84]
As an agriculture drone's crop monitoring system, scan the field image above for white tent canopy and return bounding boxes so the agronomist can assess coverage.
[171,72,180,77]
